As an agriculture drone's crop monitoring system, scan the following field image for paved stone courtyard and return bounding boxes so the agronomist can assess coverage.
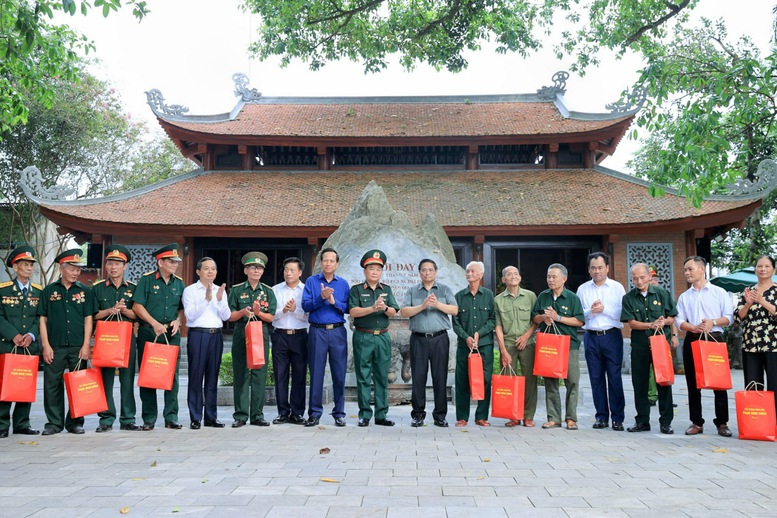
[2,372,776,517]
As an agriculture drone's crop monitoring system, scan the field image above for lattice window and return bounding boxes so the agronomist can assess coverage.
[126,245,162,284]
[331,146,465,166]
[626,243,674,292]
[479,145,542,165]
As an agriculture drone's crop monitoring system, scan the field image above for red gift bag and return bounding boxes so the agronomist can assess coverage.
[0,348,39,403]
[137,335,179,391]
[64,361,108,418]
[650,331,675,386]
[468,350,485,400]
[92,316,132,368]
[691,335,732,390]
[735,383,777,441]
[491,367,525,421]
[245,318,266,369]
[533,324,570,378]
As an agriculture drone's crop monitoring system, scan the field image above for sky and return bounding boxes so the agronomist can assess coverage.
[60,0,775,172]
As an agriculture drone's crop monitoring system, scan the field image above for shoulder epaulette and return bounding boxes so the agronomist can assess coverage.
[174,274,183,281]
[30,283,43,290]
[262,282,273,290]
[93,279,105,287]
[0,281,13,289]
[142,271,155,276]
[232,282,244,288]
[127,280,137,287]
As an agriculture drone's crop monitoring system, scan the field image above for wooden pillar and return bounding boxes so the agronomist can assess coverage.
[584,142,598,168]
[307,237,320,274]
[546,143,559,169]
[317,146,330,170]
[238,145,253,170]
[466,145,479,170]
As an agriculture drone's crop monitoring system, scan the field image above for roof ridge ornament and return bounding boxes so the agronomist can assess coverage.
[233,73,262,102]
[536,71,569,101]
[19,166,75,202]
[606,86,647,114]
[726,159,777,196]
[145,89,190,117]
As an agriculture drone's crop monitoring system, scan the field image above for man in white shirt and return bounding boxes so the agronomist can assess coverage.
[576,252,626,431]
[183,257,230,430]
[675,255,734,437]
[271,257,309,425]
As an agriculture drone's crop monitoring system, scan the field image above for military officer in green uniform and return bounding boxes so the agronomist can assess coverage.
[228,252,277,427]
[348,250,399,427]
[92,245,140,432]
[38,248,96,435]
[0,245,43,437]
[132,243,185,430]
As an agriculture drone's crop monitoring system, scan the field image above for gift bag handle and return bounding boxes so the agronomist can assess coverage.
[105,310,124,322]
[11,345,33,356]
[152,331,171,346]
[745,381,766,393]
[498,364,518,377]
[73,358,90,371]
[468,347,481,357]
[701,331,718,343]
[546,321,563,335]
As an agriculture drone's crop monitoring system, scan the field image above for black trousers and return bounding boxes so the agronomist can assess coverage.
[743,350,777,414]
[187,329,224,422]
[683,332,729,427]
[409,332,450,421]
[272,330,308,418]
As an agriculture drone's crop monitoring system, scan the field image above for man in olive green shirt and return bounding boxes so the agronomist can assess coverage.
[621,262,677,434]
[227,252,277,428]
[349,249,399,427]
[92,244,139,432]
[38,249,97,435]
[132,243,185,431]
[452,261,496,427]
[531,263,584,430]
[494,266,538,427]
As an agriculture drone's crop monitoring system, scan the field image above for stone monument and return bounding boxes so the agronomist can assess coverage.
[317,181,467,402]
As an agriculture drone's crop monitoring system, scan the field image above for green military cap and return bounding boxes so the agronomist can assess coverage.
[242,252,268,267]
[360,249,387,268]
[55,248,86,266]
[152,243,182,262]
[6,245,37,267]
[105,244,131,263]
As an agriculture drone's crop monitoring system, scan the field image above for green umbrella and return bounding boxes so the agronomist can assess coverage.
[710,267,777,293]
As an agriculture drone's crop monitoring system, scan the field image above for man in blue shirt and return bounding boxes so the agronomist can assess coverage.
[301,248,350,427]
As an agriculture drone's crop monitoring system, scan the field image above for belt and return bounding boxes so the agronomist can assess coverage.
[188,327,222,334]
[586,328,619,336]
[355,327,389,335]
[687,331,724,339]
[274,328,307,335]
[310,322,345,330]
[412,330,447,338]
[140,321,172,328]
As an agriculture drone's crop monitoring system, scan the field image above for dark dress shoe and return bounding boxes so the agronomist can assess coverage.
[165,421,182,430]
[434,419,449,428]
[68,425,85,434]
[232,420,247,428]
[592,420,609,429]
[334,417,346,427]
[627,422,651,432]
[649,400,657,407]
[13,427,40,435]
[288,415,305,425]
[141,422,155,431]
[612,422,624,431]
[717,424,732,437]
[358,418,370,427]
[685,424,703,435]
[375,418,395,426]
[120,423,140,431]
[190,421,201,430]
[411,418,424,428]
[204,420,225,428]
[304,417,320,427]
[41,427,59,436]
[95,424,112,433]
[0,429,8,438]
[272,415,289,425]
[250,418,270,426]
[660,425,674,434]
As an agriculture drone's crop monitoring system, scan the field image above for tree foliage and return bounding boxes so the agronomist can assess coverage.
[0,0,148,134]
[0,72,191,283]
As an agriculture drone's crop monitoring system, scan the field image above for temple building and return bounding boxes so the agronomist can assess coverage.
[21,72,775,299]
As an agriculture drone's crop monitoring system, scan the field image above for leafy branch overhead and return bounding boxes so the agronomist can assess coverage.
[245,0,699,73]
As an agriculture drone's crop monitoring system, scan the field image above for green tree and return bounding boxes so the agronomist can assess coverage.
[1,72,191,283]
[0,0,148,134]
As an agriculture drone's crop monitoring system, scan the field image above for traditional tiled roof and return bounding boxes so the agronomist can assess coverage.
[160,101,633,139]
[39,168,756,232]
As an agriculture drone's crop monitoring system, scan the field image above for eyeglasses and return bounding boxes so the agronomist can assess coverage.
[245,265,264,271]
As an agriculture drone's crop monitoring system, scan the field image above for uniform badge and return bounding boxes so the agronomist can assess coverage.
[50,291,61,301]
